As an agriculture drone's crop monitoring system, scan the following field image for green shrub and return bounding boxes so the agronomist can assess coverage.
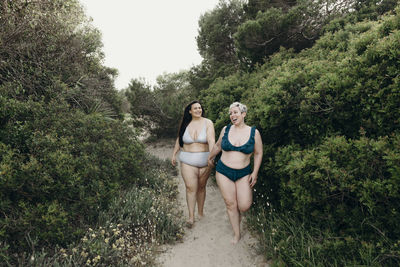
[201,6,400,265]
[246,8,400,211]
[0,98,145,253]
[2,155,183,266]
[276,134,400,239]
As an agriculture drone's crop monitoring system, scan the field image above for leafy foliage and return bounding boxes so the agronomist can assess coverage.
[126,72,196,138]
[2,155,183,266]
[0,0,122,118]
[0,99,145,251]
[0,0,184,264]
[200,3,400,265]
[196,0,245,71]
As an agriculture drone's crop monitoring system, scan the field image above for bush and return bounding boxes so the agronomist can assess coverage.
[245,7,400,210]
[201,5,400,265]
[2,155,184,266]
[276,133,400,240]
[0,98,145,253]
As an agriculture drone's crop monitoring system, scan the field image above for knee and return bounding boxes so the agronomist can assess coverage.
[186,185,197,194]
[198,177,208,189]
[198,182,206,191]
[197,186,206,194]
[238,201,252,213]
[225,199,238,211]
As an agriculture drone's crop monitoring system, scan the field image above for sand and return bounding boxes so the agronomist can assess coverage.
[146,139,269,267]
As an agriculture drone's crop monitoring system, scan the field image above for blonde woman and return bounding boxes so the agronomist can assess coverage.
[208,102,263,244]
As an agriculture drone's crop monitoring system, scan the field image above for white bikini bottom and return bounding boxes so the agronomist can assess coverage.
[179,151,209,168]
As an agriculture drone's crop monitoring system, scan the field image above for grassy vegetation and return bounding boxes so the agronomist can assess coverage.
[247,206,399,266]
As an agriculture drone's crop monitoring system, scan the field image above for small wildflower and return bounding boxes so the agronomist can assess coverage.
[93,255,101,263]
[104,238,109,244]
[72,248,77,253]
[91,233,96,238]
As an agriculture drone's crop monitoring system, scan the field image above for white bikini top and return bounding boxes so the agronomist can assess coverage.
[182,121,207,144]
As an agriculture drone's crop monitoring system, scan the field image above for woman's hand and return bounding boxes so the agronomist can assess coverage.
[249,172,257,188]
[171,155,177,166]
[207,156,215,167]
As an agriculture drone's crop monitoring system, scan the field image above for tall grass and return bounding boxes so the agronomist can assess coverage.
[246,206,400,266]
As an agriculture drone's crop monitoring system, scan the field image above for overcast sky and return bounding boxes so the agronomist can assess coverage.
[80,0,219,90]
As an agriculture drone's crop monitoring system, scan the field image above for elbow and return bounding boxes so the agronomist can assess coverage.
[254,151,263,159]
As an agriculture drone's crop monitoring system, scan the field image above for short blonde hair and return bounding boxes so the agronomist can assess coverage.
[229,102,247,113]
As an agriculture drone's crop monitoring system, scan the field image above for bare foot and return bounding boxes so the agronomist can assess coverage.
[198,213,204,220]
[186,218,194,228]
[231,234,241,245]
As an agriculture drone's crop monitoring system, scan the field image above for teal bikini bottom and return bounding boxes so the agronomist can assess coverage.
[216,160,251,182]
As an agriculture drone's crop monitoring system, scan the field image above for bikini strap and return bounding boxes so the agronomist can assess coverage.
[224,124,231,138]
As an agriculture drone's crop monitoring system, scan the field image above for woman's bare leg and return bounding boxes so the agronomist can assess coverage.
[180,163,199,225]
[197,166,211,218]
[235,175,252,236]
[236,174,252,213]
[216,172,241,244]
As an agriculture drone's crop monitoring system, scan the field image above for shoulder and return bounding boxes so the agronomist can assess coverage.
[251,126,260,134]
[220,125,228,135]
[254,128,262,141]
[204,118,214,126]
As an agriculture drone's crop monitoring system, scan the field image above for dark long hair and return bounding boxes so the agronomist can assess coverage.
[178,100,205,147]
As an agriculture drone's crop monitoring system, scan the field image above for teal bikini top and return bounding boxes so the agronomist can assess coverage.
[221,124,255,154]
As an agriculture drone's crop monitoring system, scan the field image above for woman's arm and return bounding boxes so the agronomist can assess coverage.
[206,119,215,152]
[171,138,180,166]
[207,126,225,166]
[249,129,263,187]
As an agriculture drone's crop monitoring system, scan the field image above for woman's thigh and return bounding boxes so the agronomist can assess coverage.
[198,166,211,187]
[181,163,200,189]
[235,175,252,211]
[216,172,237,206]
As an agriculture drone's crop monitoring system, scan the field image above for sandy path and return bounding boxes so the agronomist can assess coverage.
[146,139,268,267]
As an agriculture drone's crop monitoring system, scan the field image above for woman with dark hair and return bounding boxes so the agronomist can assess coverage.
[171,100,215,227]
[208,102,263,244]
